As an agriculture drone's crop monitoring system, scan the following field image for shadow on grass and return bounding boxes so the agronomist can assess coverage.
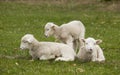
[0,54,32,60]
[0,54,58,63]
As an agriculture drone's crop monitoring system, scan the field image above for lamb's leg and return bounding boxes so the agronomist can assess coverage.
[29,59,34,62]
[91,51,98,62]
[30,56,37,61]
[91,57,97,62]
[96,47,105,62]
[79,38,84,50]
[55,57,74,61]
[73,39,80,52]
[66,36,74,49]
[39,55,55,60]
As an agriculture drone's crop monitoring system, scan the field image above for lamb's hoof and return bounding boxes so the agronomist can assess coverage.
[98,60,105,63]
[29,59,34,62]
[55,58,60,61]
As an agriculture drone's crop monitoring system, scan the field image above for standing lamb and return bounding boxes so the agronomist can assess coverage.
[77,37,105,62]
[44,20,85,52]
[20,34,76,61]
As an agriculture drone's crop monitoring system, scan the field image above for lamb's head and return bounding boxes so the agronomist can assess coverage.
[20,34,35,50]
[81,37,102,53]
[44,22,58,37]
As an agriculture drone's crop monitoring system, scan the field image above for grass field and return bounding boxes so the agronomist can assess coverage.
[0,1,120,75]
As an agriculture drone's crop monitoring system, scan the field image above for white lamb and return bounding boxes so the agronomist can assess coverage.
[77,37,105,62]
[44,20,85,51]
[20,34,76,61]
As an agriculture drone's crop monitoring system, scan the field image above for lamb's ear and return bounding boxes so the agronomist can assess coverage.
[96,39,102,44]
[27,38,33,43]
[81,39,85,43]
[51,25,56,30]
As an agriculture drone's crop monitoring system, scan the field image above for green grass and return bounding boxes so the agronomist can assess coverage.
[0,1,120,75]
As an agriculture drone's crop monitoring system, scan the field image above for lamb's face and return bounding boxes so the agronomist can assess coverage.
[44,22,55,37]
[20,34,34,50]
[82,37,102,53]
[20,39,30,50]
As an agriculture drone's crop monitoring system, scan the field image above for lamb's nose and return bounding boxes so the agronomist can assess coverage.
[44,34,48,38]
[20,47,22,49]
[90,49,92,51]
[20,47,23,50]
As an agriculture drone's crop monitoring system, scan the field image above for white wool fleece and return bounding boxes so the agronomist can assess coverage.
[77,37,105,62]
[44,20,85,52]
[20,34,76,61]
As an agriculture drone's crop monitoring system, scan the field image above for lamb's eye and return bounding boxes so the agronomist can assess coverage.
[46,29,49,31]
[23,41,27,43]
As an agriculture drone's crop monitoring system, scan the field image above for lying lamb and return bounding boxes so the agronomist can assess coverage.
[20,34,76,61]
[44,20,85,52]
[77,37,105,62]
